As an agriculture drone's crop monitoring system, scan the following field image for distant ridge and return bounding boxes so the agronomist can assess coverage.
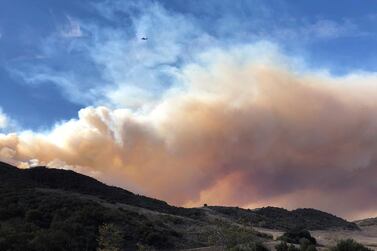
[354,217,377,227]
[207,206,358,231]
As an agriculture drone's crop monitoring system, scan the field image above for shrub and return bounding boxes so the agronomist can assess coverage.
[300,238,317,251]
[288,244,300,251]
[136,243,156,251]
[97,223,123,251]
[275,241,301,251]
[275,237,317,251]
[305,245,317,251]
[276,241,289,251]
[328,239,372,251]
[208,224,257,248]
[229,242,269,251]
[278,229,316,245]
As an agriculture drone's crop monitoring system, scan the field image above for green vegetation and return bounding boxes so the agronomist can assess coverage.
[0,186,182,250]
[328,239,372,251]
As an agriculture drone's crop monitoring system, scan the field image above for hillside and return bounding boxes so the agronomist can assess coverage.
[207,206,358,231]
[0,161,174,212]
[0,161,359,250]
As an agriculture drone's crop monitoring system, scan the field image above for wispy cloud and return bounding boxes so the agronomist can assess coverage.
[278,18,364,41]
[309,19,355,38]
[60,15,84,38]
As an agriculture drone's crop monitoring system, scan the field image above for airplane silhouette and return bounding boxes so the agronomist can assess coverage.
[141,37,148,40]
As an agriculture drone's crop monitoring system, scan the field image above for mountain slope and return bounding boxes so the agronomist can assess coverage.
[0,161,359,250]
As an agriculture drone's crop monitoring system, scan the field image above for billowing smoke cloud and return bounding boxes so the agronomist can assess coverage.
[2,46,377,219]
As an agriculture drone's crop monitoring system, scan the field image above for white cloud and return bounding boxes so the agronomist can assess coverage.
[0,108,20,134]
[11,66,99,105]
[0,108,8,129]
[307,19,358,39]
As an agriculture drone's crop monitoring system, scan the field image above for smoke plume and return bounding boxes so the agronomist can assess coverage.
[2,47,377,219]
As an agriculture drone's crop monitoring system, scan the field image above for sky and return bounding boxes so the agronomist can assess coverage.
[2,0,377,219]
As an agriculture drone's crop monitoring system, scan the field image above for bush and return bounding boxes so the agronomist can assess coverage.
[208,224,257,248]
[276,241,288,251]
[97,223,123,251]
[300,238,318,251]
[275,241,303,251]
[289,244,300,251]
[229,242,269,251]
[278,229,316,245]
[305,245,317,251]
[276,237,317,251]
[328,239,372,251]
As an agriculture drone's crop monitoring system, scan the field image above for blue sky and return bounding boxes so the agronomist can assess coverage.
[1,0,377,130]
